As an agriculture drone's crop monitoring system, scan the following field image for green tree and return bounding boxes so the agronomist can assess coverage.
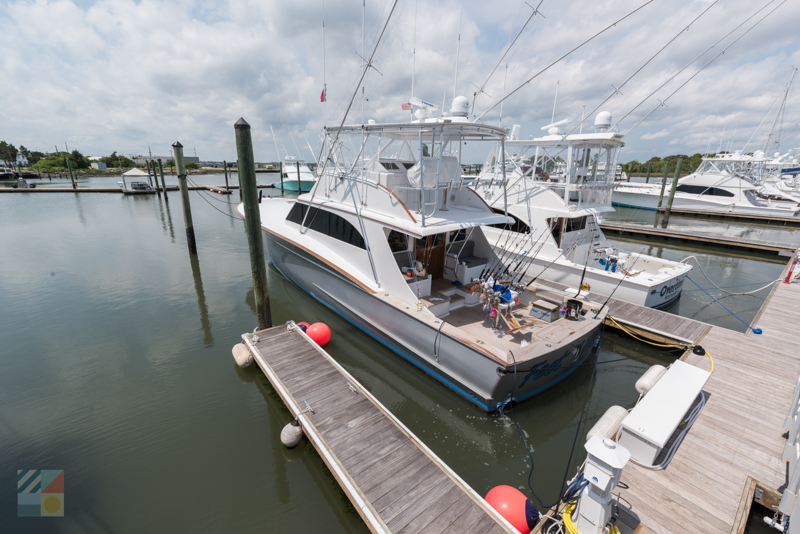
[100,151,134,168]
[185,162,199,169]
[0,141,17,165]
[29,151,45,165]
[164,160,176,168]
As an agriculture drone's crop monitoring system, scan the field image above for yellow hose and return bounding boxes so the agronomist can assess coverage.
[563,503,621,534]
[607,315,714,374]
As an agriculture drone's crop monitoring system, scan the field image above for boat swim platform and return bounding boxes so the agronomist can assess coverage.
[655,206,800,227]
[600,221,797,256]
[241,323,517,534]
[535,256,800,534]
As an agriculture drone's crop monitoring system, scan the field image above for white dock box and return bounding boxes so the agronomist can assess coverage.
[619,360,710,466]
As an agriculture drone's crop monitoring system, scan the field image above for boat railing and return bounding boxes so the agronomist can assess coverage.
[780,374,800,519]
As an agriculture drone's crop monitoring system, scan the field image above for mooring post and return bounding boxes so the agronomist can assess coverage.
[158,159,167,199]
[66,159,77,190]
[654,157,671,228]
[234,117,271,330]
[152,161,161,195]
[280,161,284,193]
[172,141,197,255]
[662,156,684,227]
[626,164,632,182]
[645,161,652,184]
[223,160,229,191]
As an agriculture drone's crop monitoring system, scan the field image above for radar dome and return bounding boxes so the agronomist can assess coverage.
[594,111,612,130]
[450,96,469,117]
[548,127,561,135]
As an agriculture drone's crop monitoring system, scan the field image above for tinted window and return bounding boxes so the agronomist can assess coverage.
[490,208,531,234]
[381,161,399,170]
[676,185,734,197]
[564,216,587,233]
[286,203,366,249]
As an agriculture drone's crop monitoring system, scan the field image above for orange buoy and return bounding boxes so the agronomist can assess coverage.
[296,321,310,332]
[485,485,539,534]
[306,322,331,346]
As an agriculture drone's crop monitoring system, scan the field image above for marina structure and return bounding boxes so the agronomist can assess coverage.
[471,114,691,308]
[240,106,611,412]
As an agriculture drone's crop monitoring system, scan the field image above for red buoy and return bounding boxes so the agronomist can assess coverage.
[306,322,331,346]
[485,485,539,534]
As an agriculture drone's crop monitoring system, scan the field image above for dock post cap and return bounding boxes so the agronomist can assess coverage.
[234,118,251,129]
[172,141,183,148]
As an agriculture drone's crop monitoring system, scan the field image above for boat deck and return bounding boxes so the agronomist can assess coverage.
[242,324,516,534]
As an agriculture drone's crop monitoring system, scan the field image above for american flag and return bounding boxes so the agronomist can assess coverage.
[401,102,413,111]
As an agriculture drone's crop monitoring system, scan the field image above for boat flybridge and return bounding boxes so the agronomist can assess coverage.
[471,113,692,308]
[612,151,800,217]
[240,98,608,412]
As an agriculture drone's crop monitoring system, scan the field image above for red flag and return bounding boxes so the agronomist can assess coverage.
[401,102,412,110]
[320,85,327,102]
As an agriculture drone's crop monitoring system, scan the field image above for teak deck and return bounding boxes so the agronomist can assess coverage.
[600,221,797,255]
[242,325,516,534]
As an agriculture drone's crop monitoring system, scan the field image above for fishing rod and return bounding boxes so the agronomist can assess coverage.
[480,221,515,280]
[573,224,596,297]
[500,224,543,283]
[497,234,530,280]
[525,234,586,289]
[494,227,528,280]
[509,225,551,285]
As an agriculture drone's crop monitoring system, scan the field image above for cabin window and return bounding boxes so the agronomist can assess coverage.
[285,203,366,249]
[387,230,409,253]
[563,216,587,233]
[489,208,531,234]
[675,184,734,197]
[381,161,400,170]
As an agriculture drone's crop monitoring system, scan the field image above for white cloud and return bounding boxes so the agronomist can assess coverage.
[641,129,669,140]
[0,0,798,163]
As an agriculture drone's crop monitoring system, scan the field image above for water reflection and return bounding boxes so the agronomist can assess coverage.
[189,253,214,347]
[158,195,175,241]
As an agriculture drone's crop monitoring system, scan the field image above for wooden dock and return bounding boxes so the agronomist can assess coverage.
[608,257,800,534]
[241,323,517,534]
[600,221,797,256]
[0,184,273,193]
[655,206,800,226]
[533,279,711,345]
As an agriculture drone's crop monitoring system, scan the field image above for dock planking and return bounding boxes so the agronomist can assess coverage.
[609,258,800,534]
[654,206,800,226]
[532,278,711,345]
[242,323,516,534]
[600,221,797,255]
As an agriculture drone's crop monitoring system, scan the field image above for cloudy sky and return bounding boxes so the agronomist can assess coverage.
[1,0,798,163]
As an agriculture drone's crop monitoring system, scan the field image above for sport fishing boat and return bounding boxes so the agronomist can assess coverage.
[280,156,316,192]
[239,98,609,412]
[612,151,800,217]
[471,112,692,309]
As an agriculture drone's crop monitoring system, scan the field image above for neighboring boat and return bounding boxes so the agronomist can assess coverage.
[280,156,316,192]
[239,98,609,412]
[0,167,15,180]
[612,151,800,217]
[471,113,692,309]
[118,168,156,194]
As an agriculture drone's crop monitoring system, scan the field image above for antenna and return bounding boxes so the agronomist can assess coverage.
[269,125,282,162]
[322,0,327,126]
[289,130,302,156]
[499,64,508,127]
[362,0,365,125]
[411,0,417,105]
[551,80,559,124]
[764,67,797,154]
[453,0,463,100]
[541,118,570,131]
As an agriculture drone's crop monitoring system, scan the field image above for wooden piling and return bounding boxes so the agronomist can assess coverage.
[662,155,684,227]
[66,159,77,190]
[645,160,652,184]
[279,161,284,193]
[158,159,167,200]
[234,117,271,330]
[223,160,229,191]
[653,157,671,228]
[172,141,197,255]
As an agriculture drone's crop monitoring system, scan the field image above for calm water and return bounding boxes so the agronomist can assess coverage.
[1,177,793,532]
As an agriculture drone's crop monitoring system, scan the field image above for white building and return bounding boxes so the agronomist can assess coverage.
[16,153,28,166]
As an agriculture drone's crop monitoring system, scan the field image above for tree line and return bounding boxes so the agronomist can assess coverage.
[621,152,740,176]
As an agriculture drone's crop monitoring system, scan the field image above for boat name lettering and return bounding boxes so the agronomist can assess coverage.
[519,351,569,387]
[660,277,685,297]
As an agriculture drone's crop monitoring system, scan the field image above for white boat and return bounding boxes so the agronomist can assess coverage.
[472,113,692,309]
[239,98,609,412]
[280,156,317,192]
[612,151,800,217]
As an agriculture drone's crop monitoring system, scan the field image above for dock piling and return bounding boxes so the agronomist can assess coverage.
[235,118,271,330]
[172,141,197,255]
[653,157,671,228]
[223,160,229,191]
[158,159,167,200]
[66,159,77,190]
[279,161,284,193]
[645,161,652,184]
[662,156,683,227]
